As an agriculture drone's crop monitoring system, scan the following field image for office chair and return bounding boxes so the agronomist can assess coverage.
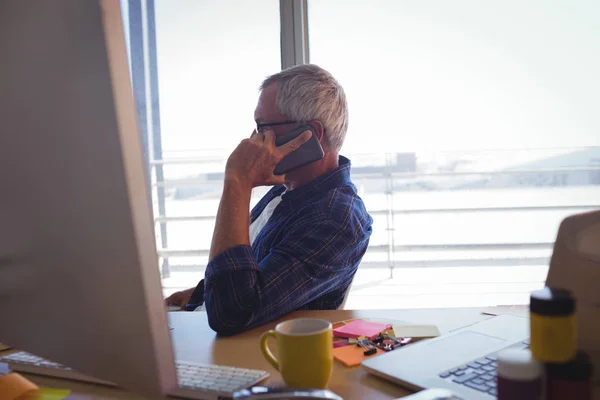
[339,282,353,310]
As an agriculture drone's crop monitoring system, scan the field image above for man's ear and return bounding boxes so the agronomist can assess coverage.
[308,120,325,142]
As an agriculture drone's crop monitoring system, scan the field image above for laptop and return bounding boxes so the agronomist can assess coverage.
[362,210,600,399]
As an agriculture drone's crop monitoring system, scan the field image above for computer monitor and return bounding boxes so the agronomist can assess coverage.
[0,1,178,397]
[546,210,600,383]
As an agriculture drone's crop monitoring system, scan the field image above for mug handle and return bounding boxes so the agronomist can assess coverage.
[259,330,279,371]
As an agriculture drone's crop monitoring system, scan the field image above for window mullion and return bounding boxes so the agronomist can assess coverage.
[280,0,309,69]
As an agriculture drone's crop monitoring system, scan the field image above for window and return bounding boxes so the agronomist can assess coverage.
[309,0,600,308]
[124,0,600,308]
[123,0,280,295]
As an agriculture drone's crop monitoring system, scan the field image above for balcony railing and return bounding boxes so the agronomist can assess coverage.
[146,147,600,278]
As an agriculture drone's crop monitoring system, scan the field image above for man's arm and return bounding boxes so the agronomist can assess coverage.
[163,129,309,308]
[209,178,252,261]
[209,129,310,260]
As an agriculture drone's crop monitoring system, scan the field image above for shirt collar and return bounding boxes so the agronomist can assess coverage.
[278,155,353,205]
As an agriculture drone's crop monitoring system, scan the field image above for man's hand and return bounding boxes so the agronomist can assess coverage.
[164,287,195,310]
[225,129,311,189]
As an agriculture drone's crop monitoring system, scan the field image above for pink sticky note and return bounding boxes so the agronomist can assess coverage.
[333,320,388,340]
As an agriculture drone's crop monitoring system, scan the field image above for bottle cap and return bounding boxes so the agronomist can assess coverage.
[497,349,542,381]
[546,351,593,381]
[530,287,575,316]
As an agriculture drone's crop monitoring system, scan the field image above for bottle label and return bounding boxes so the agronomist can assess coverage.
[530,313,577,362]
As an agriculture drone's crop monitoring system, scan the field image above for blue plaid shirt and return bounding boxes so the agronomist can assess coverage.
[187,156,373,336]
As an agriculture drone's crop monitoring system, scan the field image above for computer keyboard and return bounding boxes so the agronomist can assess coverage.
[0,351,269,400]
[439,355,499,396]
[437,340,530,397]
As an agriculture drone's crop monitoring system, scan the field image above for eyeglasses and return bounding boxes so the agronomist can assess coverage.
[256,120,299,134]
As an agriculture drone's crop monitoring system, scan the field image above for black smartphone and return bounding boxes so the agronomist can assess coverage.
[273,124,325,175]
[233,386,343,399]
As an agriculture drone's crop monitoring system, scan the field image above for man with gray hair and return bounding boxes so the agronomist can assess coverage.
[166,64,373,335]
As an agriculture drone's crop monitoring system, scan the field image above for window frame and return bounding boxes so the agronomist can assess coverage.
[126,0,310,278]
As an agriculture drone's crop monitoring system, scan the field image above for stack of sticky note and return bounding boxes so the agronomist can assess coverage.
[332,320,390,367]
[332,320,442,368]
[333,320,389,340]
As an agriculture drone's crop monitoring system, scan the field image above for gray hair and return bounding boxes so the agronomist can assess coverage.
[260,64,349,153]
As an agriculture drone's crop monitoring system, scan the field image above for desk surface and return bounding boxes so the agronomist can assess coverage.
[3,308,492,400]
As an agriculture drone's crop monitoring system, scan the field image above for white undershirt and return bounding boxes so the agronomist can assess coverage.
[194,193,283,311]
[191,193,284,312]
[249,193,284,246]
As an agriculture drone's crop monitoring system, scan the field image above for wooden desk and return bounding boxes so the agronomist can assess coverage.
[2,308,491,400]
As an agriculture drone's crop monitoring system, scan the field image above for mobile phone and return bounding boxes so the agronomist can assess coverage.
[233,386,343,399]
[394,388,463,399]
[273,124,325,175]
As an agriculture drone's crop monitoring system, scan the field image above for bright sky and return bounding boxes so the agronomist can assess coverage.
[138,1,600,156]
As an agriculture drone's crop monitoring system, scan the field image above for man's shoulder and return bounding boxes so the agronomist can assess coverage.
[302,183,372,226]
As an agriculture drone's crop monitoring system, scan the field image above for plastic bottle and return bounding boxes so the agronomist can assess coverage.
[497,349,542,400]
[529,287,577,363]
[545,350,593,400]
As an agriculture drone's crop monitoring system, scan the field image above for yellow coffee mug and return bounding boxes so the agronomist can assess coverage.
[260,318,333,389]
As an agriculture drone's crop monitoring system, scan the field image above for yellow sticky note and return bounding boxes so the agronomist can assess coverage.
[392,324,440,339]
[19,389,71,400]
[333,345,382,367]
[0,371,70,400]
[0,372,39,399]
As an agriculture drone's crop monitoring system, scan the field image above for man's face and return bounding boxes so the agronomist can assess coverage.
[253,83,302,137]
[253,83,316,183]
